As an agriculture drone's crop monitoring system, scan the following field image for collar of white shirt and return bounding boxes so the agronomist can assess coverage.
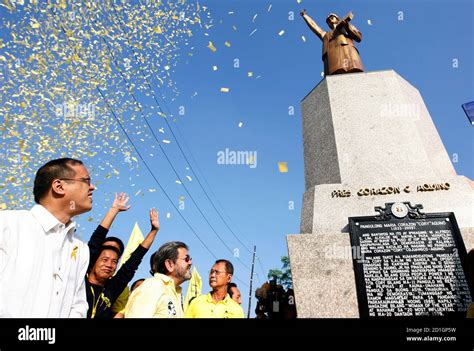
[30,204,76,235]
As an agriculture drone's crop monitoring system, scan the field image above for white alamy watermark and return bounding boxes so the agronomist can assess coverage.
[325,243,365,263]
[217,148,257,168]
[380,102,421,120]
[18,325,56,344]
[55,101,96,120]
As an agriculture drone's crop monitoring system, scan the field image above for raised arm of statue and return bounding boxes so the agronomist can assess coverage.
[345,22,363,42]
[300,10,326,41]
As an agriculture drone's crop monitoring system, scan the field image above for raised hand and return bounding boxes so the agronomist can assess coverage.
[149,208,160,232]
[112,192,131,212]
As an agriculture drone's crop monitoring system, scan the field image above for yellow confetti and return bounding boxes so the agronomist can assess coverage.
[207,41,217,52]
[30,19,40,29]
[278,162,288,173]
[220,87,230,93]
[212,65,218,71]
[0,203,6,210]
[247,72,253,77]
[153,26,162,33]
[224,41,231,47]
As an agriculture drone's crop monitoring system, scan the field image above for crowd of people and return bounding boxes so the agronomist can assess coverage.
[0,158,244,318]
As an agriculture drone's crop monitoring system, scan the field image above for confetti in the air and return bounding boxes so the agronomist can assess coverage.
[252,14,258,23]
[302,35,306,42]
[249,29,257,36]
[212,65,218,71]
[268,5,273,12]
[0,1,211,209]
[186,175,192,182]
[238,122,243,128]
[207,41,217,52]
[162,140,171,144]
[248,72,253,77]
[278,162,288,173]
[224,41,231,47]
[367,19,373,25]
[278,30,285,36]
[166,213,171,219]
[220,87,230,93]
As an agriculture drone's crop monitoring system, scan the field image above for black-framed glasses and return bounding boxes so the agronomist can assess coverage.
[59,177,92,186]
[179,255,192,263]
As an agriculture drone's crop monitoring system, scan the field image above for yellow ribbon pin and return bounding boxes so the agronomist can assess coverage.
[71,246,78,260]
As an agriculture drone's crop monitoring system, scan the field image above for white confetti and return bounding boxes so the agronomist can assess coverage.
[278,30,285,36]
[238,122,243,128]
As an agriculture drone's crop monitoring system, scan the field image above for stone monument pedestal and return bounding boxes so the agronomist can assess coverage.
[288,70,474,318]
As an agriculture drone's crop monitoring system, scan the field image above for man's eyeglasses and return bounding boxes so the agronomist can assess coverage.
[59,177,92,186]
[209,269,227,275]
[178,255,192,263]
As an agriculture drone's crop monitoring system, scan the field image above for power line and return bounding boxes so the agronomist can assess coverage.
[89,8,254,270]
[106,3,255,256]
[97,87,217,259]
[48,7,218,260]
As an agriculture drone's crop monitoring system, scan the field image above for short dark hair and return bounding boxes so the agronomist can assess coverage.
[99,245,121,258]
[227,282,238,297]
[103,236,124,257]
[153,241,189,275]
[130,278,145,292]
[33,158,83,203]
[215,259,234,275]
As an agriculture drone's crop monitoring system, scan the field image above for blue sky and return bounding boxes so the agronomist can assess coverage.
[1,0,473,317]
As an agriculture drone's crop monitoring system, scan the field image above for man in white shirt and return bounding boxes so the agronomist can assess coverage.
[0,158,95,317]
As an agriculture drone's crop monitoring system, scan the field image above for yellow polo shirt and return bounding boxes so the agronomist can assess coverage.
[185,292,244,318]
[124,273,183,318]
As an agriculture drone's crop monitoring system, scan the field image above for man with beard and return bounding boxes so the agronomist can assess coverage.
[124,241,192,318]
[185,259,244,318]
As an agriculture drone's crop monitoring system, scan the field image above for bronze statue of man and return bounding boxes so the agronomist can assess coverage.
[301,10,364,75]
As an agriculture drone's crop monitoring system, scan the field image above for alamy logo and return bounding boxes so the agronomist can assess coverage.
[217,148,257,168]
[18,325,56,344]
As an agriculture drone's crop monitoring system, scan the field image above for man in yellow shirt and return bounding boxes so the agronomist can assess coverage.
[124,241,192,318]
[185,260,244,318]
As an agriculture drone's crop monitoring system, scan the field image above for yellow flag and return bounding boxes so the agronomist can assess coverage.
[119,222,145,269]
[184,267,202,313]
[111,223,145,314]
